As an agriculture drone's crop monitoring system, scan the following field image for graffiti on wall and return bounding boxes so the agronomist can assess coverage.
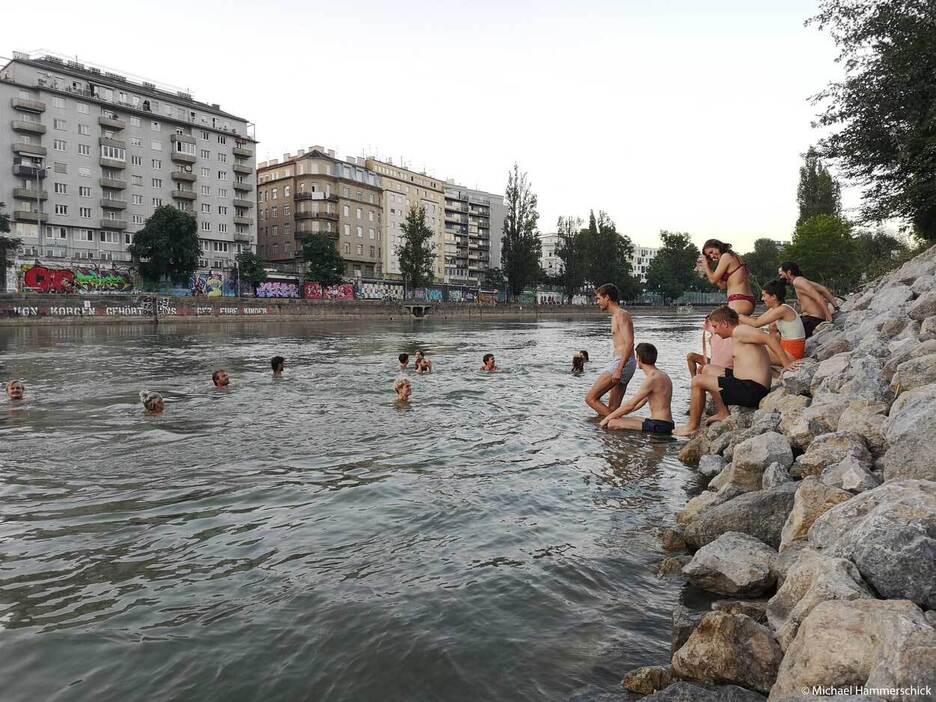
[448,289,478,303]
[190,271,237,297]
[303,282,355,300]
[426,288,444,302]
[356,281,404,300]
[256,281,300,298]
[21,264,133,294]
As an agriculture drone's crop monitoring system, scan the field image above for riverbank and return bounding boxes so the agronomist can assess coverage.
[0,294,714,326]
[617,245,936,700]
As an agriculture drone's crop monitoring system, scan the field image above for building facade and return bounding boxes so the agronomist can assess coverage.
[539,232,563,277]
[0,51,256,281]
[257,148,382,278]
[442,184,504,287]
[631,244,658,283]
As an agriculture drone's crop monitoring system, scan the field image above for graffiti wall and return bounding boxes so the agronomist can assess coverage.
[355,281,404,300]
[20,264,133,294]
[256,281,300,298]
[189,271,237,297]
[303,282,355,300]
[448,289,478,303]
[426,288,444,302]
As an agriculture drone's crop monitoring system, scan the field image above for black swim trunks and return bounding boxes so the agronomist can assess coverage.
[718,375,769,408]
[801,315,824,339]
[642,418,675,435]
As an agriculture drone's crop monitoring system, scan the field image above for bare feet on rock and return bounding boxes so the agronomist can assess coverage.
[704,412,731,426]
[674,425,697,437]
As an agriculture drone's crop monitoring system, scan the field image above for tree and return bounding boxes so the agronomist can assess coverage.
[578,210,640,301]
[797,147,841,227]
[128,205,200,284]
[235,250,268,290]
[481,267,505,290]
[302,234,344,287]
[742,238,782,287]
[810,0,936,240]
[0,202,21,293]
[853,229,911,280]
[644,231,700,304]
[784,215,860,291]
[501,164,543,298]
[396,204,436,291]
[555,215,585,300]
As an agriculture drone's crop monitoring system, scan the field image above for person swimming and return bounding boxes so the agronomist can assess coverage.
[398,353,410,370]
[572,352,586,375]
[414,350,433,372]
[393,377,412,402]
[481,353,500,372]
[6,380,25,400]
[271,356,286,378]
[139,390,164,414]
[212,370,230,388]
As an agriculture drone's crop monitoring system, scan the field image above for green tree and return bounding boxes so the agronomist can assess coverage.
[810,0,936,241]
[853,229,911,280]
[785,215,860,291]
[128,205,200,285]
[743,238,782,287]
[501,164,543,298]
[302,234,344,287]
[644,231,700,304]
[0,202,21,292]
[579,210,640,301]
[555,215,585,300]
[235,250,268,289]
[797,147,841,227]
[481,267,505,290]
[396,204,436,291]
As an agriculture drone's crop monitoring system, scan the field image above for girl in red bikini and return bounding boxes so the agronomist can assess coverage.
[695,239,756,316]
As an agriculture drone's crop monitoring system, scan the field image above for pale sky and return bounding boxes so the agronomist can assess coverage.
[2,0,853,251]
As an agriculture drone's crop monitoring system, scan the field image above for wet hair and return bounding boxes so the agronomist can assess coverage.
[398,353,409,364]
[393,377,411,391]
[482,353,495,364]
[635,342,658,365]
[212,370,225,386]
[702,239,733,254]
[139,390,163,412]
[579,350,589,362]
[415,350,424,357]
[271,356,285,372]
[707,306,740,325]
[762,279,787,303]
[595,283,620,302]
[572,353,585,372]
[779,261,802,277]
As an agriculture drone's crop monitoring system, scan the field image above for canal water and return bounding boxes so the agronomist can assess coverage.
[0,316,702,701]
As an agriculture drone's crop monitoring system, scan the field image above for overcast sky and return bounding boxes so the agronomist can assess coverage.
[2,0,850,251]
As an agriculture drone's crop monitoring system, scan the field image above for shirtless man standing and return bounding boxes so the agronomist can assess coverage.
[599,343,674,434]
[675,306,798,436]
[586,283,636,417]
[778,261,839,338]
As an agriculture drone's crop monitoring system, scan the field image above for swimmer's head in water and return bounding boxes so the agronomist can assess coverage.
[572,353,584,372]
[271,356,285,374]
[579,350,589,363]
[212,370,230,387]
[482,353,495,368]
[393,377,412,400]
[6,380,24,400]
[139,390,164,414]
[398,353,409,365]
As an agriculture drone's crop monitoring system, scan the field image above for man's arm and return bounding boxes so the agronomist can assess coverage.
[794,278,832,321]
[600,381,652,426]
[736,324,797,370]
[813,281,839,309]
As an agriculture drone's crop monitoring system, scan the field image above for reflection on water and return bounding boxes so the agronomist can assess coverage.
[0,316,701,702]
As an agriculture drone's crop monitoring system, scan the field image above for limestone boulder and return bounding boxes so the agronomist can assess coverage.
[722,433,793,493]
[766,552,874,650]
[780,396,850,451]
[908,290,936,321]
[820,456,882,493]
[749,410,781,434]
[679,433,711,467]
[682,482,798,549]
[672,603,704,655]
[672,612,783,694]
[642,682,767,702]
[780,477,853,550]
[770,542,816,587]
[710,599,769,622]
[682,532,778,597]
[657,555,692,578]
[920,315,936,341]
[883,338,936,382]
[770,599,936,702]
[892,353,936,391]
[807,479,936,608]
[697,454,727,481]
[809,352,851,394]
[761,462,792,490]
[813,333,851,362]
[881,383,936,481]
[759,388,810,415]
[677,490,731,526]
[660,528,687,552]
[836,402,888,456]
[707,464,733,492]
[622,666,673,695]
[781,359,818,396]
[790,431,871,479]
[868,282,914,314]
[836,355,893,404]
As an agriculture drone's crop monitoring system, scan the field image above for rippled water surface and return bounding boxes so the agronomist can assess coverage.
[0,316,704,701]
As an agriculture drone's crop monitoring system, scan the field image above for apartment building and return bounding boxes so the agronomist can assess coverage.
[0,51,256,273]
[364,157,445,283]
[257,147,382,278]
[443,185,505,286]
[631,245,658,283]
[539,232,563,277]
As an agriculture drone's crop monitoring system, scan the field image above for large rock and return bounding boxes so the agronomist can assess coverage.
[672,612,783,694]
[642,682,767,702]
[682,483,798,549]
[810,352,851,395]
[759,388,810,414]
[682,532,778,597]
[780,396,850,451]
[721,433,793,493]
[836,356,893,404]
[780,477,853,550]
[813,333,852,362]
[761,462,792,490]
[677,490,732,526]
[884,338,936,382]
[766,551,874,650]
[622,666,673,695]
[770,599,936,702]
[820,456,882,493]
[660,528,688,552]
[868,282,914,314]
[790,431,872,478]
[892,353,936,392]
[781,359,818,396]
[711,599,769,622]
[908,290,936,321]
[807,479,936,608]
[679,433,711,467]
[836,402,888,456]
[920,315,936,341]
[881,383,936,481]
[697,454,727,481]
[672,604,705,655]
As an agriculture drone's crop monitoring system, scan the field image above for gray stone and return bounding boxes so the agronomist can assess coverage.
[820,456,882,493]
[836,402,889,456]
[884,338,936,382]
[868,282,914,314]
[622,665,673,695]
[672,612,783,694]
[790,431,872,478]
[672,603,705,655]
[780,396,851,451]
[657,555,692,578]
[759,389,810,415]
[677,490,731,526]
[750,410,781,433]
[660,528,688,552]
[909,290,936,321]
[780,477,853,550]
[781,359,818,396]
[682,482,798,549]
[642,682,766,702]
[836,355,893,404]
[761,462,792,490]
[808,479,936,609]
[813,333,852,362]
[698,455,727,481]
[766,551,874,650]
[683,532,778,597]
[679,433,711,467]
[892,352,936,391]
[711,599,768,622]
[770,599,936,702]
[721,432,793,493]
[881,382,936,481]
[810,352,851,395]
[770,542,816,588]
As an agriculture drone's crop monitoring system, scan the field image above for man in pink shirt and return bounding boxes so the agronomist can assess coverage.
[686,320,734,377]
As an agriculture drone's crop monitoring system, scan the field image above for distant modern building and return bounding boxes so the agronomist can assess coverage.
[443,184,505,286]
[0,51,256,276]
[772,240,791,250]
[539,232,563,276]
[630,245,658,283]
[257,148,382,278]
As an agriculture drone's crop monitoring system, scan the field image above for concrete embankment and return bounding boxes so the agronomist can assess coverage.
[618,245,936,700]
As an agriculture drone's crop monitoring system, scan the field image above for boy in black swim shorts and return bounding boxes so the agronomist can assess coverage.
[599,343,674,434]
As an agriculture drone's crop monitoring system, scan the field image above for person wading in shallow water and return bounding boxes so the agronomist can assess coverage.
[586,283,636,417]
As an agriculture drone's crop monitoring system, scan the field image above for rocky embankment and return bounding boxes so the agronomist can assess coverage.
[626,246,936,701]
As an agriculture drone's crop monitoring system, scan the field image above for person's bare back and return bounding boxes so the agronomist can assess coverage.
[600,343,674,434]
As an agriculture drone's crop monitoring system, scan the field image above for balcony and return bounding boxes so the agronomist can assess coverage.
[232,198,254,209]
[99,136,126,148]
[13,164,46,179]
[234,216,254,226]
[11,119,46,135]
[100,218,128,230]
[171,190,197,201]
[171,133,197,145]
[13,187,47,200]
[14,210,48,223]
[294,191,337,202]
[12,97,46,113]
[12,142,47,157]
[233,180,253,192]
[296,210,338,221]
[296,223,338,237]
[99,177,127,190]
[98,115,126,130]
[234,231,253,243]
[170,150,196,164]
[233,146,253,158]
[100,198,128,210]
[232,163,252,175]
[99,157,126,169]
[171,170,196,182]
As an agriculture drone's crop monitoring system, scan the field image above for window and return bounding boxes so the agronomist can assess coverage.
[175,141,196,156]
[54,118,67,130]
[54,183,67,194]
[218,188,227,198]
[131,155,143,166]
[201,221,212,232]
[201,185,210,196]
[78,123,90,136]
[357,208,362,219]
[343,224,350,237]
[85,230,94,242]
[101,145,126,161]
[132,214,144,224]
[369,228,375,240]
[343,205,350,217]
[55,204,68,215]
[152,178,163,188]
[200,149,210,159]
[132,194,143,205]
[130,116,141,127]
[356,244,364,255]
[283,185,290,197]
[370,246,375,257]
[218,223,227,233]
[218,153,227,163]
[201,167,211,177]
[201,203,211,213]
[200,130,209,140]
[272,188,278,200]
[217,135,226,144]
[151,121,160,131]
[130,137,142,147]
[218,205,228,215]
[369,211,375,222]
[283,206,289,216]
[218,170,227,180]
[54,139,67,151]
[132,175,143,186]
[79,186,91,197]
[357,226,364,238]
[152,159,162,169]
[153,197,162,207]
[80,207,92,218]
[271,207,278,219]
[343,243,350,254]
[52,97,65,108]
[151,141,162,151]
